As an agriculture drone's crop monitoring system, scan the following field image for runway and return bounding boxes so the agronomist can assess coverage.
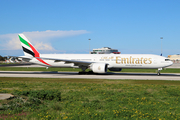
[0,71,180,80]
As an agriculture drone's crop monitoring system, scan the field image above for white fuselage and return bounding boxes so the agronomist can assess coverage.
[29,54,173,69]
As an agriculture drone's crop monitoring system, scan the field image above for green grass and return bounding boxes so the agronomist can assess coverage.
[0,67,180,73]
[1,77,180,119]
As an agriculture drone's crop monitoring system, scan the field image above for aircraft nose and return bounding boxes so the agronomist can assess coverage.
[170,61,173,65]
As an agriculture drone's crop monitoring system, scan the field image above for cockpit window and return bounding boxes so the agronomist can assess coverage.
[165,59,171,61]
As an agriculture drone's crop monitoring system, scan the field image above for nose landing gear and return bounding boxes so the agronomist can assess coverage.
[157,68,162,76]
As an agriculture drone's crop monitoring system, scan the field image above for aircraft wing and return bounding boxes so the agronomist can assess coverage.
[36,57,93,66]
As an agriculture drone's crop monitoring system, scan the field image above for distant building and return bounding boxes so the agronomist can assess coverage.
[90,47,120,54]
[168,54,180,62]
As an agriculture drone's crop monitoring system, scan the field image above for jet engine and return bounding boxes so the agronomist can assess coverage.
[90,63,108,73]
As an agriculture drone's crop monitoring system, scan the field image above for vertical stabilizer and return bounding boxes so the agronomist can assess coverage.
[18,34,51,66]
[18,34,40,57]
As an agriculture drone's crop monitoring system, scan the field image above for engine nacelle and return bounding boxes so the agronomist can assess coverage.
[108,68,122,71]
[90,63,108,73]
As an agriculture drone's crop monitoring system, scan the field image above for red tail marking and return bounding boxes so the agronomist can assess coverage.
[28,43,51,66]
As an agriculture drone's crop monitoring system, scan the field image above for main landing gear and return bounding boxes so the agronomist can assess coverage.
[78,66,95,75]
[157,68,162,76]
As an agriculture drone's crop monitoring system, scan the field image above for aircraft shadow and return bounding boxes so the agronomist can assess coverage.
[106,72,180,77]
[0,71,179,77]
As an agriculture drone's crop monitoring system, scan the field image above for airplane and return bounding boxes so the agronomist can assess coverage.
[17,34,173,75]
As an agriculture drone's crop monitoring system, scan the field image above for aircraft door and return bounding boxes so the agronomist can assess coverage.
[94,57,97,61]
[154,58,157,64]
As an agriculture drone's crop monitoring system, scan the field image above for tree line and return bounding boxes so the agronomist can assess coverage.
[0,56,7,61]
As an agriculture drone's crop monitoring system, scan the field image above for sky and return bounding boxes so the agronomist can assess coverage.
[0,0,180,57]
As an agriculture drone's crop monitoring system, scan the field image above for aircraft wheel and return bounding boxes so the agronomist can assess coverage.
[78,72,86,75]
[78,71,95,75]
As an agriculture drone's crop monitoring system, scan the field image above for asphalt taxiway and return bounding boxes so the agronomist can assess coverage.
[0,71,180,80]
